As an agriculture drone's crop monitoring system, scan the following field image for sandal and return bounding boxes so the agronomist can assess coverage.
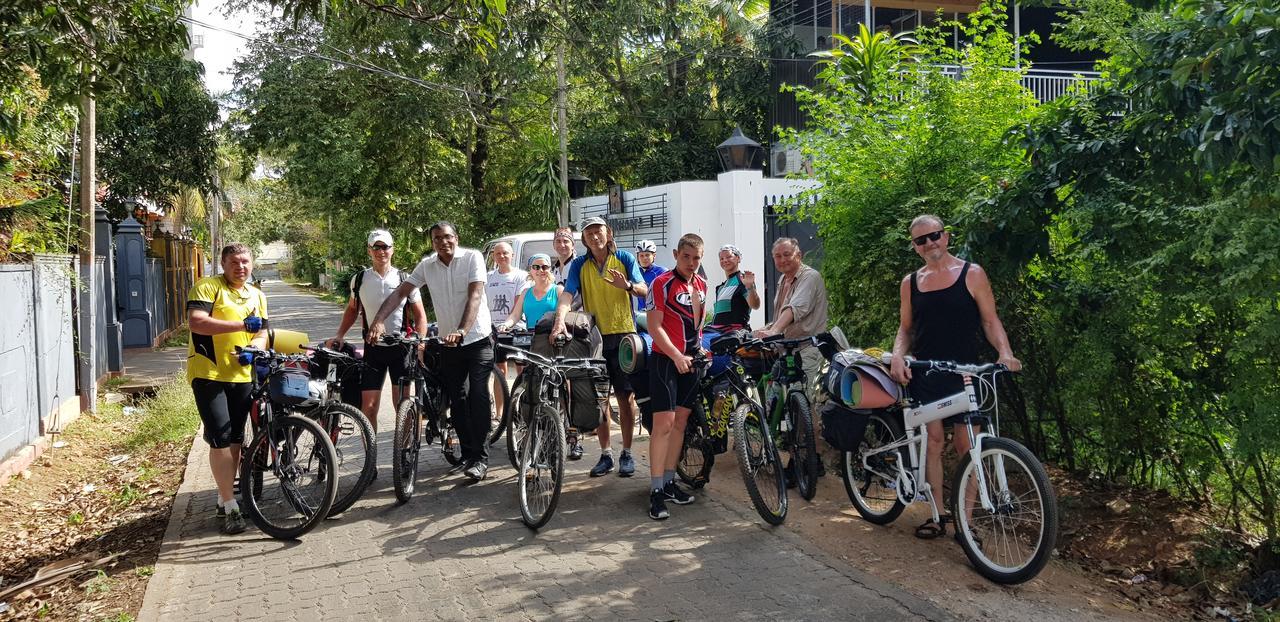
[915,516,948,539]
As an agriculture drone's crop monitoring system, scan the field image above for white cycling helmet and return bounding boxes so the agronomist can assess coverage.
[636,240,657,253]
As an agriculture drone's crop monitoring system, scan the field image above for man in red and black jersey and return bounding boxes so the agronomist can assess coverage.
[643,233,707,520]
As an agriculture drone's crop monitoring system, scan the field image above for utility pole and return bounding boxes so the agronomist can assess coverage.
[556,0,569,227]
[77,92,97,414]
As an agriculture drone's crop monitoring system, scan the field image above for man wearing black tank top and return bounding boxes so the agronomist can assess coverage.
[889,214,1022,540]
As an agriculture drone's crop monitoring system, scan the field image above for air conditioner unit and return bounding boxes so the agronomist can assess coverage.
[770,144,806,177]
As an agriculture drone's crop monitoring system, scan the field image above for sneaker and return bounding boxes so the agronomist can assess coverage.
[464,461,488,481]
[222,509,247,535]
[448,461,469,474]
[569,443,584,461]
[663,481,695,505]
[618,451,635,478]
[589,454,614,477]
[649,489,669,520]
[215,504,226,518]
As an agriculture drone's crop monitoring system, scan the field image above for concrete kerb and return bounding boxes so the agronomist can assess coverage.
[138,425,207,622]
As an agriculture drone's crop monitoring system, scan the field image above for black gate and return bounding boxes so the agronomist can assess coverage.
[762,194,823,323]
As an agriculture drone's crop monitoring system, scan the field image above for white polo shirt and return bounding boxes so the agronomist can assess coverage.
[406,248,492,346]
[351,267,421,335]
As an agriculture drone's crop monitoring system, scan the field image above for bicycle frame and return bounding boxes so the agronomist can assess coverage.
[755,347,807,436]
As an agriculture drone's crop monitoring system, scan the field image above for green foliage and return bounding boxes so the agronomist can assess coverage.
[123,374,200,451]
[785,1,1038,346]
[0,67,77,259]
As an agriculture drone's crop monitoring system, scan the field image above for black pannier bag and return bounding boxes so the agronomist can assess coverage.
[532,311,605,434]
[820,400,873,451]
[310,342,365,407]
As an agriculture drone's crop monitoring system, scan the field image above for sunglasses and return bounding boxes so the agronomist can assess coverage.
[530,264,551,271]
[370,244,392,251]
[911,230,945,247]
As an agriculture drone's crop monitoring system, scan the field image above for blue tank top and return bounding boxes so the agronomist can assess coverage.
[522,283,560,327]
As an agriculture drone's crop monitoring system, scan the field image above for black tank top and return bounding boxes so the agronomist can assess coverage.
[910,262,981,364]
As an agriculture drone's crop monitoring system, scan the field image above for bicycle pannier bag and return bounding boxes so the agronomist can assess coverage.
[824,349,901,410]
[532,310,605,434]
[820,401,872,451]
[270,368,312,406]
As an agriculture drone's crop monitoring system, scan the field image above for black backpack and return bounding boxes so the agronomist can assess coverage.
[352,267,417,339]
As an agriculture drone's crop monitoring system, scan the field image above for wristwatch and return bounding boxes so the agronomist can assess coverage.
[626,281,635,294]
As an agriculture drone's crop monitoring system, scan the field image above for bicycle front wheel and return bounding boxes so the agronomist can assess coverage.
[786,390,820,501]
[240,414,338,539]
[392,398,422,504]
[733,403,787,525]
[487,365,510,447]
[676,402,714,488]
[311,401,376,516]
[842,411,906,524]
[951,437,1059,584]
[518,404,566,529]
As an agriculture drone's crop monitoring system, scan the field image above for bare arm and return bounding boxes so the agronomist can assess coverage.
[330,296,360,345]
[648,307,693,374]
[889,275,913,384]
[967,265,1022,371]
[746,288,761,310]
[501,292,526,329]
[409,299,429,334]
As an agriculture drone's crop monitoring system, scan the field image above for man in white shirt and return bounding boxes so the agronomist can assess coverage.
[328,229,427,431]
[369,221,495,481]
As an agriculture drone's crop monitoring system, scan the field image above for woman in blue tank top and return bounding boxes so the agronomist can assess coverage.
[496,254,560,330]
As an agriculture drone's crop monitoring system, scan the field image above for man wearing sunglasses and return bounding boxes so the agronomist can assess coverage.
[888,214,1022,541]
[329,229,427,433]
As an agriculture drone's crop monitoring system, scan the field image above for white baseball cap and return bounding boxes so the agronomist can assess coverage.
[367,229,393,247]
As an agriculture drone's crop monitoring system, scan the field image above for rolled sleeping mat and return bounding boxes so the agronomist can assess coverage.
[267,328,310,355]
[618,332,653,375]
[825,349,902,409]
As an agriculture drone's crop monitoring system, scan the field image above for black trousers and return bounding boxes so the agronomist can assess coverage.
[439,338,495,463]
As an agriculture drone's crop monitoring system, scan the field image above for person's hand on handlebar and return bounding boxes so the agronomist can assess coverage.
[366,320,387,345]
[549,317,567,346]
[496,320,513,333]
[443,328,465,346]
[997,352,1022,373]
[889,353,911,385]
[752,326,777,339]
[672,351,694,374]
[326,335,345,349]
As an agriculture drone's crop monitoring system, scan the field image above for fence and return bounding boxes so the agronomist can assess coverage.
[0,255,77,462]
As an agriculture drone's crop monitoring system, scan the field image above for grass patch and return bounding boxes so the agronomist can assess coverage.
[83,570,114,595]
[134,565,155,578]
[67,511,84,525]
[101,376,132,392]
[160,327,189,348]
[123,375,199,452]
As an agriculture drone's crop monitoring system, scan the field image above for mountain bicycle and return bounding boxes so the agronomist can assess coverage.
[706,332,790,525]
[234,346,339,539]
[298,343,376,516]
[380,333,452,504]
[754,336,822,501]
[498,343,608,529]
[842,355,1058,584]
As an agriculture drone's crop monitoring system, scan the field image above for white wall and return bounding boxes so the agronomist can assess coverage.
[570,171,818,329]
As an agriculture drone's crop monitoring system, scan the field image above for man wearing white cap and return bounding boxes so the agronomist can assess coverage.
[329,229,427,432]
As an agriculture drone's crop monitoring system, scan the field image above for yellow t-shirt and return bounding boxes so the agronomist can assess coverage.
[186,276,268,383]
[564,251,643,336]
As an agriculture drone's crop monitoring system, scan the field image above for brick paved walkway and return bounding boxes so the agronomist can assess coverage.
[139,279,951,621]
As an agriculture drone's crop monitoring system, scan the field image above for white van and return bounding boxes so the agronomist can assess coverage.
[483,231,585,270]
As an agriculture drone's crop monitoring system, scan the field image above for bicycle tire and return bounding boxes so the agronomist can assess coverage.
[239,414,338,540]
[519,403,566,529]
[950,437,1059,584]
[487,365,510,447]
[392,398,422,504]
[676,402,714,488]
[504,375,529,469]
[842,411,907,524]
[786,390,820,501]
[733,403,787,525]
[442,425,463,466]
[310,401,376,517]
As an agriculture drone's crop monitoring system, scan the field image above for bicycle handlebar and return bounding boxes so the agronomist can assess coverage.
[877,353,1008,375]
[380,333,444,347]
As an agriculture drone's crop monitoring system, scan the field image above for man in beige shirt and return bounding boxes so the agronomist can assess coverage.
[754,237,829,399]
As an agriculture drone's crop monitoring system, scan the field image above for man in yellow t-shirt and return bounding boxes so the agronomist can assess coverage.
[187,243,269,534]
[551,217,648,478]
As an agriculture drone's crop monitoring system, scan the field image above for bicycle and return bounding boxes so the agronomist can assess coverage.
[380,333,453,504]
[234,346,339,539]
[706,331,790,525]
[498,343,608,529]
[753,336,822,501]
[488,328,534,461]
[840,354,1058,584]
[298,343,377,516]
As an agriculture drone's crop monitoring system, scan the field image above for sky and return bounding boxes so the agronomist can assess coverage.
[188,0,261,101]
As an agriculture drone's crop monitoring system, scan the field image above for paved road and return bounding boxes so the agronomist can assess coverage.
[139,279,951,621]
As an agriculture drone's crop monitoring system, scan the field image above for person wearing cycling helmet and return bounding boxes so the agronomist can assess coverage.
[634,239,666,313]
[186,243,269,535]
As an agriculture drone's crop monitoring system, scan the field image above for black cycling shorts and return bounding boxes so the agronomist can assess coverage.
[601,333,635,396]
[649,354,701,413]
[191,378,254,448]
[361,343,410,392]
[908,371,970,427]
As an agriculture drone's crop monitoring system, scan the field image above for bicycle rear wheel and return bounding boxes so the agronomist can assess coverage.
[677,402,714,488]
[486,365,510,447]
[786,390,820,501]
[518,403,566,529]
[311,402,376,516]
[505,375,530,469]
[733,403,787,525]
[842,411,906,524]
[951,437,1059,584]
[240,414,338,539]
[392,398,422,504]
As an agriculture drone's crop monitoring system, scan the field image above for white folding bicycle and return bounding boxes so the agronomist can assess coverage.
[840,355,1058,584]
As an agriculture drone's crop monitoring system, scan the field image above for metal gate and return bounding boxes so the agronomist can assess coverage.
[762,194,823,323]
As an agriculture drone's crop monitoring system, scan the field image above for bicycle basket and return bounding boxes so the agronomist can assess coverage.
[269,368,312,406]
